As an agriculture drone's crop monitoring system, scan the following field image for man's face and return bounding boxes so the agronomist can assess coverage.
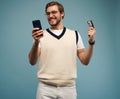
[46,5,64,27]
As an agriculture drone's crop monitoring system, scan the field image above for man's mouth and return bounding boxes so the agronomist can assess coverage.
[49,18,56,21]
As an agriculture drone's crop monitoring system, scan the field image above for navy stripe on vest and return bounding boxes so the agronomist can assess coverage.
[46,27,66,39]
[75,31,78,44]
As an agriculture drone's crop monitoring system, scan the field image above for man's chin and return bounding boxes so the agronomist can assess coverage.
[49,23,57,26]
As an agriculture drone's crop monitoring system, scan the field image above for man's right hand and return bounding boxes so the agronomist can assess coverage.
[32,28,44,42]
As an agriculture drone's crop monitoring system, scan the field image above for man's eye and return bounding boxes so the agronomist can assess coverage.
[46,11,58,16]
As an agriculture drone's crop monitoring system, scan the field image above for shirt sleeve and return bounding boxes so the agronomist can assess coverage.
[77,32,85,49]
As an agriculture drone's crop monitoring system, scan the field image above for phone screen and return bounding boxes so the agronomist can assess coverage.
[32,20,42,29]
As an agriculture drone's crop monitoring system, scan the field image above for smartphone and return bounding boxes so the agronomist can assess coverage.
[32,20,42,30]
[87,20,94,28]
[32,20,43,37]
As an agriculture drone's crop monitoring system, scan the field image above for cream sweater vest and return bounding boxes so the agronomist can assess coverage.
[37,27,77,87]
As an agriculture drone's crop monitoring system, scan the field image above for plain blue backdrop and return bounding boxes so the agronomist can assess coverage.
[0,0,120,99]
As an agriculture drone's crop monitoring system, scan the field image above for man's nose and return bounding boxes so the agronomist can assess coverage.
[49,13,54,17]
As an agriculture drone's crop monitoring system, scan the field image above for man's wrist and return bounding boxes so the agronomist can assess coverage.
[34,40,40,47]
[89,40,95,45]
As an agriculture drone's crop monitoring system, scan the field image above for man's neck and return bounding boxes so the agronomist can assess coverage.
[50,24,64,30]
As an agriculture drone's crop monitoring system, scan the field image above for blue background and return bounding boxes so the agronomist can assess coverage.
[0,0,120,99]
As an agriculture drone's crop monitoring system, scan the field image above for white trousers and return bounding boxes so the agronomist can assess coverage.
[36,82,77,99]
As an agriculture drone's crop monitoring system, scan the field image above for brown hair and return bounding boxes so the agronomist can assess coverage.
[45,1,65,19]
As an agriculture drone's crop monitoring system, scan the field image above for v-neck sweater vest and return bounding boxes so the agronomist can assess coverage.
[37,27,77,87]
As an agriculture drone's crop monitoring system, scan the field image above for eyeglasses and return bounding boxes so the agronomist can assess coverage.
[45,11,58,16]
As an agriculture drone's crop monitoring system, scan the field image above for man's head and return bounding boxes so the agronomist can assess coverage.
[45,1,65,27]
[45,1,65,19]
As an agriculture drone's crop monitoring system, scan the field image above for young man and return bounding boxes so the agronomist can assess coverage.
[28,1,96,99]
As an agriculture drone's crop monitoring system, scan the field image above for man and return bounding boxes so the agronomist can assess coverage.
[28,1,96,99]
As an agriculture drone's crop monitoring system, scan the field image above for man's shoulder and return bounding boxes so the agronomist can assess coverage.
[65,27,76,32]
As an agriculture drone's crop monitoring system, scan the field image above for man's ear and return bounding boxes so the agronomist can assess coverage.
[61,12,64,19]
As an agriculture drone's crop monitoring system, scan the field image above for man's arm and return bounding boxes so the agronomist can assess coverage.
[28,41,41,65]
[77,27,96,65]
[77,45,93,65]
[28,28,43,65]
